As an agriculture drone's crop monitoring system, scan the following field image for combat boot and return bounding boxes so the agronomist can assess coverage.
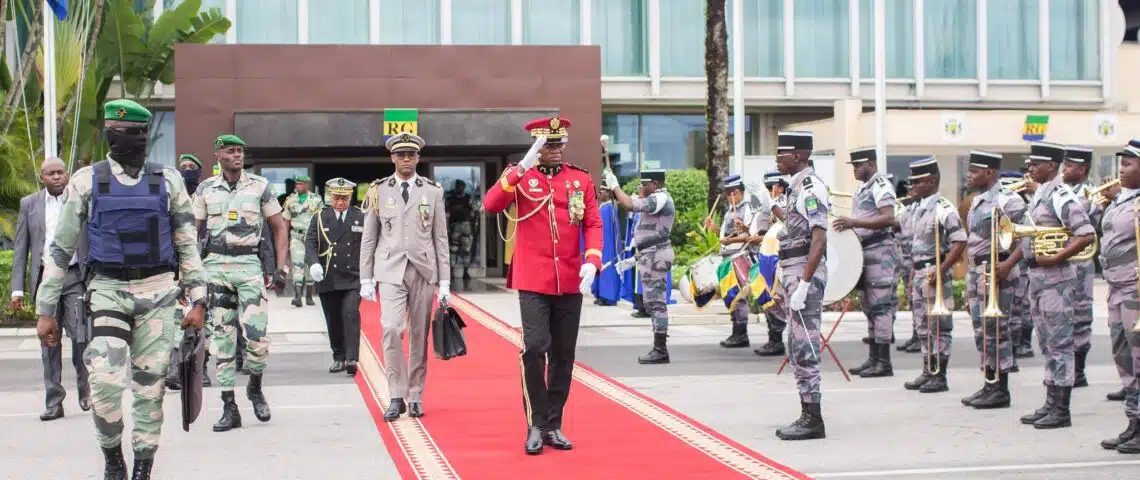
[1108,389,1127,401]
[970,370,1011,409]
[638,333,670,364]
[102,445,127,480]
[1074,348,1089,387]
[1033,386,1072,429]
[775,402,825,441]
[719,323,750,348]
[904,356,933,391]
[1117,426,1140,454]
[1020,385,1056,424]
[247,373,272,422]
[1014,326,1035,358]
[961,377,991,406]
[1101,419,1140,450]
[904,337,922,353]
[291,285,303,307]
[305,285,315,306]
[897,328,918,352]
[753,331,785,356]
[848,344,874,376]
[918,355,949,393]
[131,459,153,480]
[860,344,894,378]
[213,391,242,432]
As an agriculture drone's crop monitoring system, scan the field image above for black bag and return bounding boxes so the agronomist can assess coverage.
[431,301,468,360]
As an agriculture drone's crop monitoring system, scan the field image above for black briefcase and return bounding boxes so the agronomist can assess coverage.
[179,328,206,432]
[431,301,468,360]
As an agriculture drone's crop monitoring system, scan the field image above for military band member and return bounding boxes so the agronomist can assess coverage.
[833,147,900,378]
[194,134,290,433]
[710,175,758,349]
[1061,145,1099,388]
[36,99,208,479]
[772,131,828,441]
[281,175,324,307]
[483,117,603,454]
[902,157,967,394]
[748,172,789,357]
[999,171,1036,360]
[359,133,451,422]
[1017,142,1095,430]
[307,178,365,375]
[765,170,789,214]
[445,180,477,280]
[961,151,1027,409]
[1098,143,1140,453]
[605,169,676,364]
[896,186,922,354]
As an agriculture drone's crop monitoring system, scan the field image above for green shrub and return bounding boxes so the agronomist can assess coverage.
[622,169,711,248]
[0,249,35,326]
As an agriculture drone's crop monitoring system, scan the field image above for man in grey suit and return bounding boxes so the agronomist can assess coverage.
[360,133,450,421]
[10,157,91,421]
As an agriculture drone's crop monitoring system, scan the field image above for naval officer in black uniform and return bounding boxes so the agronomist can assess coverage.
[306,177,365,376]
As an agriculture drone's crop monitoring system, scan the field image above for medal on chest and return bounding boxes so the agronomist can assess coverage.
[567,181,585,225]
[418,195,431,228]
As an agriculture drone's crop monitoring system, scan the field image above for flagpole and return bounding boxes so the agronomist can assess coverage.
[43,0,58,159]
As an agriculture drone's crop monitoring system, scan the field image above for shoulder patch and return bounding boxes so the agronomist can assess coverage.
[564,163,590,174]
[802,176,814,189]
[874,175,891,187]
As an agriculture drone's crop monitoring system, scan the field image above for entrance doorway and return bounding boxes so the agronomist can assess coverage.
[433,164,486,279]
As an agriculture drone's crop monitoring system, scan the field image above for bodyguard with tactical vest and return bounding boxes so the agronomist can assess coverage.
[35,99,208,480]
[193,134,291,433]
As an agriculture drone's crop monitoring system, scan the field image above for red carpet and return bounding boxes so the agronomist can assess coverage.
[354,295,809,480]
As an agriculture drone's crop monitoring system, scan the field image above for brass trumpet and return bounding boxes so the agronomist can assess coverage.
[1087,178,1120,206]
[980,206,1005,384]
[1004,174,1032,193]
[997,216,1097,262]
[925,213,952,375]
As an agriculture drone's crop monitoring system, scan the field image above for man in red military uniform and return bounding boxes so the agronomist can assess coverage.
[483,116,603,455]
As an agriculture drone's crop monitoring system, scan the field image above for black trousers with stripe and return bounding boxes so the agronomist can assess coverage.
[518,291,582,430]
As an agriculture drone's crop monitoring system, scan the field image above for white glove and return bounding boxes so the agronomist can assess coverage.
[518,135,546,171]
[789,279,811,311]
[578,263,598,296]
[603,169,621,190]
[615,257,636,274]
[310,264,325,282]
[360,279,376,302]
[438,281,451,303]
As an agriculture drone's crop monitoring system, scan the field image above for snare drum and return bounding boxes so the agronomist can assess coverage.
[729,251,755,292]
[689,254,723,295]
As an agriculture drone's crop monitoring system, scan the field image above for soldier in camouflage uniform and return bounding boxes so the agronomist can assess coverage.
[712,175,759,350]
[605,169,676,364]
[833,147,900,378]
[35,99,207,479]
[772,131,828,441]
[446,180,477,280]
[998,171,1036,360]
[1017,142,1096,430]
[281,175,324,307]
[902,157,967,395]
[193,134,290,433]
[1061,146,1101,388]
[1098,143,1140,453]
[961,151,1027,409]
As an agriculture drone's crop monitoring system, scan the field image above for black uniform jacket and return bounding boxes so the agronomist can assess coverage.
[305,207,364,294]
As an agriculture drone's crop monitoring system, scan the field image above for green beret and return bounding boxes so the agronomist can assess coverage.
[214,134,246,150]
[178,153,202,168]
[295,175,311,183]
[103,99,151,123]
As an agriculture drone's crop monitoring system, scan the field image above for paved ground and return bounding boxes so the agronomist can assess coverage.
[5,279,1140,479]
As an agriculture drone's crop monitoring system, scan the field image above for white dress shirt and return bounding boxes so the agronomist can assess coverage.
[42,193,64,268]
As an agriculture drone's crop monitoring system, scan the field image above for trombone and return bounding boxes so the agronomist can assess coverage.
[997,216,1098,262]
[926,213,952,375]
[1087,178,1120,207]
[980,206,1006,384]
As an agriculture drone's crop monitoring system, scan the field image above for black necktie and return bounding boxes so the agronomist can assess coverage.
[401,182,410,203]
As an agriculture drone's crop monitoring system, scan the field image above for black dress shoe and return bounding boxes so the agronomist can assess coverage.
[408,402,424,418]
[543,429,573,450]
[525,426,544,455]
[384,399,406,422]
[345,361,358,376]
[329,360,346,373]
[39,405,63,421]
[79,396,92,412]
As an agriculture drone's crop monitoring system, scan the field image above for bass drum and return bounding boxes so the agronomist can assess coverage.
[823,228,863,305]
[677,273,695,304]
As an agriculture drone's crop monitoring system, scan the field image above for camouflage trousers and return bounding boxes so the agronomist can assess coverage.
[1029,274,1076,387]
[781,267,825,404]
[965,264,1016,372]
[910,264,954,356]
[1107,282,1140,419]
[637,246,674,334]
[859,242,899,344]
[763,282,788,334]
[208,267,271,390]
[85,274,181,460]
[1010,270,1032,336]
[290,232,313,286]
[1073,260,1095,353]
[449,221,474,268]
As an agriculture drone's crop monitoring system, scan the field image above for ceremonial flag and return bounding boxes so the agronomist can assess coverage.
[747,252,780,310]
[718,258,742,310]
[47,0,68,20]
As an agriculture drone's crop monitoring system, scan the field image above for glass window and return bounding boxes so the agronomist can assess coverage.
[660,0,704,77]
[452,0,510,45]
[260,167,311,197]
[379,0,441,44]
[923,0,976,79]
[858,0,915,78]
[1050,0,1100,81]
[310,0,369,44]
[592,0,648,76]
[166,0,226,43]
[741,0,783,77]
[237,0,298,44]
[147,112,176,168]
[987,0,1038,80]
[602,114,641,181]
[793,0,849,78]
[523,0,579,45]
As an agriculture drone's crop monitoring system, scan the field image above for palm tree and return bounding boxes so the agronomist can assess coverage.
[704,0,729,210]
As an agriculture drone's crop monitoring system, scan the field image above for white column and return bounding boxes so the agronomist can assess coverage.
[977,0,987,97]
[1100,0,1112,101]
[783,0,794,96]
[511,0,523,44]
[369,0,380,44]
[732,0,745,175]
[298,0,309,44]
[914,0,924,97]
[849,0,860,96]
[441,0,452,44]
[648,0,661,96]
[580,0,591,45]
[1039,0,1050,99]
[226,0,237,44]
[43,0,57,159]
[874,0,886,171]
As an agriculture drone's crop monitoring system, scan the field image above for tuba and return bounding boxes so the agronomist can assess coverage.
[997,216,1097,262]
[1087,178,1120,207]
[925,209,952,375]
[980,206,1005,383]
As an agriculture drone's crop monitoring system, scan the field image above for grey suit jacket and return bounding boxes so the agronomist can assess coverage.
[360,175,450,285]
[13,190,88,301]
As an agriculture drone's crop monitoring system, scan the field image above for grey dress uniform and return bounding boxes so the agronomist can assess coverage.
[630,170,676,365]
[360,133,450,418]
[1062,145,1100,387]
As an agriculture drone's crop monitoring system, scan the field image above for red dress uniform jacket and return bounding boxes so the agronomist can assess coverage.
[484,163,603,295]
